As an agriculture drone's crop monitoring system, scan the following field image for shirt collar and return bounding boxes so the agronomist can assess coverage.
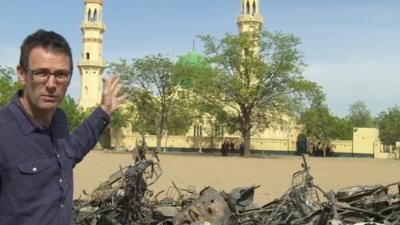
[8,90,55,135]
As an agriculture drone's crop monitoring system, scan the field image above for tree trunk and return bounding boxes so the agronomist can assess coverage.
[155,118,162,153]
[156,130,162,153]
[243,112,251,156]
[139,132,146,147]
[243,130,251,156]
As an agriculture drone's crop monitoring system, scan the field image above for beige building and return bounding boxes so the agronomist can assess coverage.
[77,0,392,158]
[237,0,263,33]
[78,0,106,108]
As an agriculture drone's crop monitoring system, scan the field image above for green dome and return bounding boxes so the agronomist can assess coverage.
[174,51,212,88]
[176,51,210,71]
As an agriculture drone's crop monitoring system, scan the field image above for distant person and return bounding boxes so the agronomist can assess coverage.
[319,142,325,157]
[239,141,245,156]
[316,142,322,156]
[0,29,127,225]
[224,141,230,156]
[325,144,333,157]
[309,142,315,156]
[229,141,235,154]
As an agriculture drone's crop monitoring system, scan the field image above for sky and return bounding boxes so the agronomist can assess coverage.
[0,0,399,117]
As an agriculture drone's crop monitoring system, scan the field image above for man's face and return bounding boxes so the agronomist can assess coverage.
[17,46,71,113]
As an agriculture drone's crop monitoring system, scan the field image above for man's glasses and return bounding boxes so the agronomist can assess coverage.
[27,68,71,84]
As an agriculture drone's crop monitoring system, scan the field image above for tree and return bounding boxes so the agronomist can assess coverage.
[0,66,19,106]
[327,116,353,140]
[109,54,195,152]
[174,52,226,150]
[108,107,131,130]
[376,106,400,145]
[300,106,330,141]
[300,105,352,143]
[59,95,87,132]
[197,30,320,156]
[299,83,353,143]
[346,100,373,127]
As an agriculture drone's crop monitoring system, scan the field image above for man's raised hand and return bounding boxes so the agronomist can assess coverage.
[100,75,128,116]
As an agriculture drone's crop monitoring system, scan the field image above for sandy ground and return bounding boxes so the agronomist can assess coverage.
[74,151,400,205]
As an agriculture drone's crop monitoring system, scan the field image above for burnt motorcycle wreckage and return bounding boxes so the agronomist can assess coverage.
[73,146,400,225]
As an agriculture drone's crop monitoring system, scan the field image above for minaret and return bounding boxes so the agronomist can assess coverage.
[236,0,263,34]
[236,0,263,86]
[78,0,106,108]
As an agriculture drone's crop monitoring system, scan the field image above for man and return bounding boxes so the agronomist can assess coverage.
[0,29,126,224]
[239,141,245,156]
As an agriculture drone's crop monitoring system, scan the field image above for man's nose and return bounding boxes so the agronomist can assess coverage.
[45,75,57,89]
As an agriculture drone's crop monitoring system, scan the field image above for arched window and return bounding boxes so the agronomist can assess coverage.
[246,1,250,15]
[93,9,98,21]
[193,125,203,137]
[252,1,256,15]
[87,9,91,21]
[214,125,224,137]
[86,52,90,59]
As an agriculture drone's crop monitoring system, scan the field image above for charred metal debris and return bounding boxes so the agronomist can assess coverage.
[73,146,400,225]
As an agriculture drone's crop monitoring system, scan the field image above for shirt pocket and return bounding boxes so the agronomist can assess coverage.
[16,158,51,190]
[18,158,50,175]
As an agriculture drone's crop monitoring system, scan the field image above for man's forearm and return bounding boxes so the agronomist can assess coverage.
[68,107,110,164]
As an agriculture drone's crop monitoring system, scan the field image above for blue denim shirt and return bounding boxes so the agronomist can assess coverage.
[0,91,110,225]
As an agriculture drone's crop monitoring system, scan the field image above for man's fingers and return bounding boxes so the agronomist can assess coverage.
[103,75,121,93]
[103,77,112,92]
[110,75,120,90]
[117,93,129,103]
[101,74,126,115]
[113,83,123,95]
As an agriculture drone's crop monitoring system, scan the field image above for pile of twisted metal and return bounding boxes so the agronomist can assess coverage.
[73,145,400,225]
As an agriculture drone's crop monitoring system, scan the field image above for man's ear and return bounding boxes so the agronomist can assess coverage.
[16,65,27,87]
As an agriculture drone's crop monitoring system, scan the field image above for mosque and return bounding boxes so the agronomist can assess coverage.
[76,0,392,159]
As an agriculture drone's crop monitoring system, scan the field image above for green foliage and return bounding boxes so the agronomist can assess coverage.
[346,100,373,127]
[59,98,129,132]
[376,106,400,145]
[174,51,212,89]
[0,66,19,106]
[194,29,322,155]
[129,90,157,135]
[166,97,196,135]
[59,95,87,132]
[300,106,352,141]
[108,107,130,129]
[174,51,226,139]
[328,116,353,140]
[109,54,196,148]
[300,107,329,140]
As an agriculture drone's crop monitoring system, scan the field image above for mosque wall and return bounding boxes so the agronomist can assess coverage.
[106,125,386,159]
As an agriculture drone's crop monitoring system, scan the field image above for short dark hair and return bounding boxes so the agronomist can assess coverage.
[19,29,73,74]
